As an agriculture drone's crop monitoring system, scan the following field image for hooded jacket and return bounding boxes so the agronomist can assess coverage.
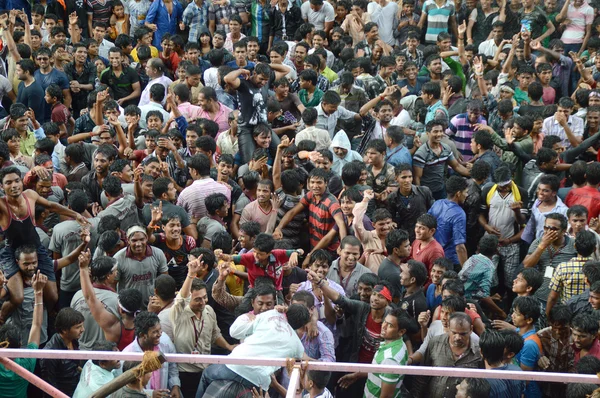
[330,130,363,176]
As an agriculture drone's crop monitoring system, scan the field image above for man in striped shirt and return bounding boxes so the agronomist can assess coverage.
[446,99,487,162]
[364,308,414,398]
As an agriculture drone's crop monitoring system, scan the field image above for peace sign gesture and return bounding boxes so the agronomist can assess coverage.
[150,201,163,224]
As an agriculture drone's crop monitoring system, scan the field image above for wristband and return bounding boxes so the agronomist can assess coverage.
[379,95,385,101]
[34,303,43,306]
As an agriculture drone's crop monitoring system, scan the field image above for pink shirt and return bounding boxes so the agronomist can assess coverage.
[175,102,203,122]
[198,103,233,133]
[561,2,594,44]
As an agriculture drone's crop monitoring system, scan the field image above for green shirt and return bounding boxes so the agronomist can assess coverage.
[364,339,408,398]
[514,87,530,106]
[0,342,38,398]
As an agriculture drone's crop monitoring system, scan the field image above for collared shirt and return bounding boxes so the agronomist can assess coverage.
[388,186,435,242]
[365,162,395,195]
[115,245,169,306]
[139,102,171,129]
[208,2,241,33]
[170,293,221,372]
[177,177,231,221]
[363,74,389,100]
[327,259,374,297]
[297,280,345,330]
[139,75,173,107]
[425,100,448,124]
[301,190,342,251]
[522,198,569,244]
[249,0,271,43]
[399,48,424,69]
[316,103,357,138]
[198,103,233,133]
[429,199,467,265]
[567,290,596,318]
[542,114,584,149]
[412,334,482,397]
[574,338,600,365]
[478,39,510,57]
[99,66,140,107]
[386,145,412,167]
[232,250,295,290]
[422,0,456,44]
[565,186,600,221]
[527,235,578,303]
[176,101,204,122]
[549,255,590,302]
[122,335,180,391]
[20,128,46,157]
[145,0,184,50]
[413,141,455,194]
[295,126,331,151]
[537,326,574,374]
[459,253,495,299]
[354,40,373,57]
[352,201,386,272]
[447,113,486,161]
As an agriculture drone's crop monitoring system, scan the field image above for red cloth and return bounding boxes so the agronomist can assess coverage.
[411,239,445,287]
[565,186,600,222]
[574,338,600,365]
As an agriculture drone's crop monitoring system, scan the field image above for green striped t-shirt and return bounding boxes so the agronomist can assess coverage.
[364,339,408,398]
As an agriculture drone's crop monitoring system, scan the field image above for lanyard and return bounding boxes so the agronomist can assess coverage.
[192,317,205,349]
[281,12,287,39]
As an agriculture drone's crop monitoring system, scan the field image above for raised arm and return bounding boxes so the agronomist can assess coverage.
[224,69,251,90]
[28,271,47,346]
[77,250,121,341]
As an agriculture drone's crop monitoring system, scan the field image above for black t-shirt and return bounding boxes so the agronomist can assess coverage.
[237,78,269,127]
[378,258,401,299]
[399,289,427,322]
[17,80,45,124]
[100,66,140,107]
[282,267,307,298]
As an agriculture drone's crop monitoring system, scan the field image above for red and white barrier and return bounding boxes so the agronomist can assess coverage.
[0,349,598,398]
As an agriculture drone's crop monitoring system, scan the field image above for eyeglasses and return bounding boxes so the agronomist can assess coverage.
[543,226,561,231]
[37,57,49,61]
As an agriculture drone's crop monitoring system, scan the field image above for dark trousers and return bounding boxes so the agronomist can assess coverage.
[196,364,257,398]
[180,371,202,398]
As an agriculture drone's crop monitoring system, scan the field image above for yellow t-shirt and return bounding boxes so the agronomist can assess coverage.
[217,259,246,297]
[131,45,159,63]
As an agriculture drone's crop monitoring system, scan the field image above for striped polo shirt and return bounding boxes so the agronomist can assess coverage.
[422,0,455,44]
[413,141,454,195]
[446,113,486,161]
[300,191,342,251]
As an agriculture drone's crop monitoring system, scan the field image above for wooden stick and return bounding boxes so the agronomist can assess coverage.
[91,352,166,398]
[0,357,69,398]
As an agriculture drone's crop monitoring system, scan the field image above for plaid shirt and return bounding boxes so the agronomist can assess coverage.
[249,1,271,43]
[355,40,372,57]
[208,3,242,33]
[549,255,590,303]
[363,74,388,100]
[182,0,210,43]
[459,254,495,300]
[399,48,424,69]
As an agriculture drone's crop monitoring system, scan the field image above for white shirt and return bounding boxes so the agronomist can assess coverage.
[227,310,304,390]
[139,75,173,107]
[478,39,511,58]
[542,114,584,149]
[139,102,171,129]
[98,39,114,60]
[316,103,357,138]
[301,1,335,30]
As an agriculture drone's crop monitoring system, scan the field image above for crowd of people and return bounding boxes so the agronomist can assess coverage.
[2,0,600,397]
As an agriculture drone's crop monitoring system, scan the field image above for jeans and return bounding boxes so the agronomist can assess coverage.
[195,364,257,398]
[237,125,281,165]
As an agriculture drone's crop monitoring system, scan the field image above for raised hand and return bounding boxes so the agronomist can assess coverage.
[69,11,78,26]
[457,21,467,37]
[78,249,92,269]
[187,256,204,276]
[151,201,163,224]
[32,271,47,295]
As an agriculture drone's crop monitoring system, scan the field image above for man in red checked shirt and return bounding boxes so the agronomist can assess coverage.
[215,232,303,305]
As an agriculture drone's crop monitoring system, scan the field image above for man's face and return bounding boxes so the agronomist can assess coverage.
[31,13,43,26]
[589,290,600,309]
[545,0,557,11]
[467,108,481,124]
[17,251,38,278]
[340,197,356,216]
[66,322,85,341]
[538,69,552,85]
[313,35,326,49]
[512,273,529,295]
[190,287,208,314]
[400,263,413,287]
[381,314,401,340]
[145,161,160,178]
[234,47,247,64]
[282,152,295,170]
[217,161,233,178]
[518,73,533,88]
[569,214,587,235]
[274,84,289,98]
[270,51,283,64]
[357,282,373,302]
[374,218,394,240]
[430,265,445,285]
[6,137,20,154]
[36,53,50,70]
[109,52,121,68]
[143,323,162,347]
[164,218,182,240]
[428,58,442,74]
[415,222,435,242]
[247,42,259,58]
[129,232,148,255]
[295,46,307,63]
[94,153,111,175]
[253,294,275,314]
[470,138,480,156]
[370,291,388,310]
[161,39,173,55]
[428,126,444,144]
[45,18,56,31]
[119,165,134,183]
[572,327,595,350]
[93,26,106,42]
[366,27,379,41]
[145,135,158,151]
[99,132,114,145]
[36,180,52,198]
[365,148,384,166]
[142,180,154,200]
[310,2,323,11]
[2,173,23,199]
[310,261,330,279]
[256,184,271,204]
[54,33,66,46]
[338,244,360,268]
[449,319,471,348]
[308,176,327,196]
[252,73,270,88]
[378,104,393,123]
[75,47,88,64]
[438,39,452,52]
[213,34,225,48]
[254,132,271,149]
[238,230,255,250]
[537,183,555,203]
[492,26,504,42]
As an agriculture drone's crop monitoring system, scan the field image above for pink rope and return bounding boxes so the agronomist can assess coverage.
[0,349,599,385]
[0,357,69,398]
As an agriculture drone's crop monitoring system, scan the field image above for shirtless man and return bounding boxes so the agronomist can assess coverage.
[0,166,89,323]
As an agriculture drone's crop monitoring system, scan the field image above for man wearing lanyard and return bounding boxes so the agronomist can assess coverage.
[170,258,236,398]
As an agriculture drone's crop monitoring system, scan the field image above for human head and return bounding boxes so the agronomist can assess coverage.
[134,311,161,347]
[54,307,85,341]
[512,268,543,296]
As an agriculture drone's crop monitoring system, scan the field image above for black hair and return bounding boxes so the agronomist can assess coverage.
[545,212,568,231]
[407,260,428,287]
[133,311,160,337]
[155,274,177,301]
[479,329,505,364]
[464,378,491,398]
[254,233,275,253]
[54,307,85,333]
[513,296,541,323]
[446,175,468,197]
[205,192,229,215]
[519,268,543,294]
[548,304,572,326]
[286,303,311,330]
[576,230,597,258]
[441,295,467,312]
[211,231,233,253]
[576,356,600,375]
[583,261,600,285]
[471,161,491,182]
[500,329,524,357]
[571,313,599,335]
[188,153,211,177]
[385,229,409,254]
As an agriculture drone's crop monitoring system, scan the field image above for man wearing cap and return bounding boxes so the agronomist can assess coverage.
[480,167,528,290]
[114,225,169,306]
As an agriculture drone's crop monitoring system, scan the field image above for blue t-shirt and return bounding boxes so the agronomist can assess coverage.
[515,328,542,398]
[34,68,70,123]
[226,60,256,73]
[397,76,429,96]
[487,364,526,398]
[426,283,442,311]
[428,199,467,265]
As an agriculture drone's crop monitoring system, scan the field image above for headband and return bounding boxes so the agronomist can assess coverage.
[127,225,148,239]
[500,86,515,94]
[374,285,392,302]
[118,300,141,318]
[497,180,512,187]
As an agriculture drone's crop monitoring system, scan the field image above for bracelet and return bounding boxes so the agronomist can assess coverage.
[187,274,196,279]
[379,95,385,101]
[34,303,43,306]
